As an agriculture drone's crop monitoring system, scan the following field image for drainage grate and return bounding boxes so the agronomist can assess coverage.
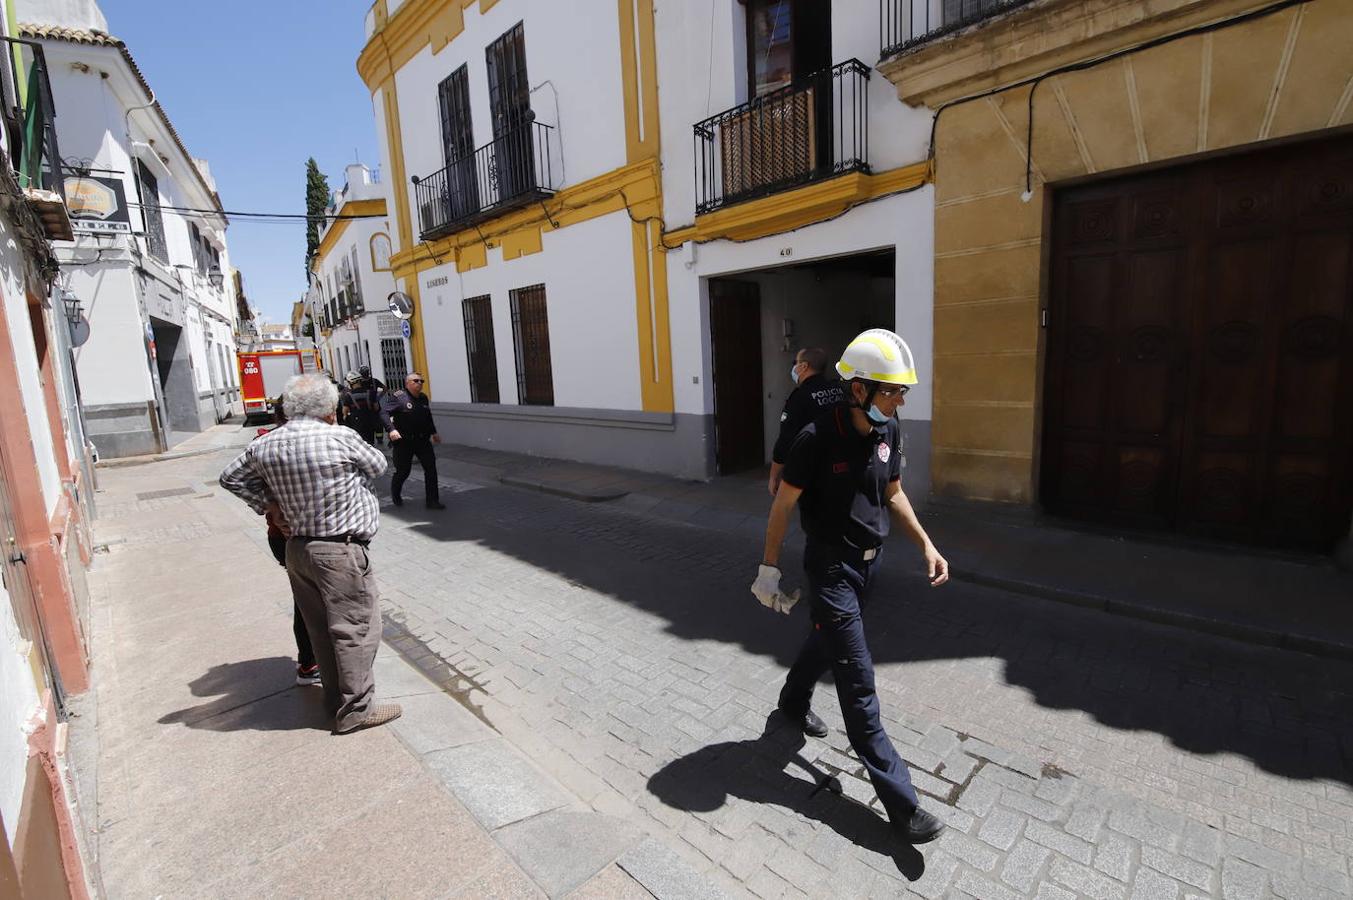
[136,487,197,501]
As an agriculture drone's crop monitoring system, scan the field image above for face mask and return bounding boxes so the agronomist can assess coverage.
[790,364,801,385]
[866,404,891,425]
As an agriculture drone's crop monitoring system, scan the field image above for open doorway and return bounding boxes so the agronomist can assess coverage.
[708,249,895,475]
[150,318,200,445]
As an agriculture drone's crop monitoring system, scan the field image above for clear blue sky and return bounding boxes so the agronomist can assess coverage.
[100,1,379,322]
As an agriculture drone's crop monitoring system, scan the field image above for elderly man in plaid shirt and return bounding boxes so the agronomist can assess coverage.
[220,374,402,735]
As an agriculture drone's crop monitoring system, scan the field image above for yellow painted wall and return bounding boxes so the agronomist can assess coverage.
[931,0,1353,503]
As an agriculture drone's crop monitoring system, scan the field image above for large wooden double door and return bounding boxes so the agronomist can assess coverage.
[1043,135,1353,551]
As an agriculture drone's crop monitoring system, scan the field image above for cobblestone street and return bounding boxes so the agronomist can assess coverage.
[89,441,1353,899]
[340,457,1351,898]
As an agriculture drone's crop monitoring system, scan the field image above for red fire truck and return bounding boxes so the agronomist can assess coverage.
[237,350,305,424]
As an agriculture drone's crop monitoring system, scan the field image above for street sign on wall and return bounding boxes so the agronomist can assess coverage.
[63,174,132,234]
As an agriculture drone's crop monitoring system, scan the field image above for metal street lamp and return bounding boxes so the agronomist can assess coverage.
[207,265,224,290]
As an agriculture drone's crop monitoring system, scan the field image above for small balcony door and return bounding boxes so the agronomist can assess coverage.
[486,22,534,204]
[731,0,834,195]
[437,65,478,222]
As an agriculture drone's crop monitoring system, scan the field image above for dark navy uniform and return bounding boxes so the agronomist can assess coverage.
[777,405,919,823]
[380,389,440,505]
[341,378,383,445]
[772,373,845,465]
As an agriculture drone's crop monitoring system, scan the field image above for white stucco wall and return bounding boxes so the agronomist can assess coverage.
[416,209,641,410]
[0,580,41,850]
[0,219,62,515]
[665,188,936,427]
[391,0,628,247]
[654,0,933,230]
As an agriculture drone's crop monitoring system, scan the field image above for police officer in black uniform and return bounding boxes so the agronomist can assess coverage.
[380,372,444,509]
[340,367,384,445]
[770,347,845,497]
[752,328,951,845]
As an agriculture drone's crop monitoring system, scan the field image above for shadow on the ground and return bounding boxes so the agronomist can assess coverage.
[158,657,331,732]
[648,713,925,880]
[376,479,1353,787]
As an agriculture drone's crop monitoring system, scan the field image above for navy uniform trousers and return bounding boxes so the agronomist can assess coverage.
[779,539,920,824]
[390,437,440,503]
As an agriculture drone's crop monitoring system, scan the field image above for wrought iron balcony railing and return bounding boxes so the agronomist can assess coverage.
[693,59,870,216]
[881,0,1038,58]
[2,37,64,198]
[413,120,557,242]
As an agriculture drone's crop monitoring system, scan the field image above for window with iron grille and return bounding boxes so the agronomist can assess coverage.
[462,294,500,403]
[350,247,364,312]
[509,284,553,406]
[136,161,168,263]
[381,338,409,388]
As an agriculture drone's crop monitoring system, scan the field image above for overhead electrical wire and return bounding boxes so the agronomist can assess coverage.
[123,200,385,222]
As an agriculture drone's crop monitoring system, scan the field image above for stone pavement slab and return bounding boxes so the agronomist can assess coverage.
[77,436,737,899]
[424,440,1353,659]
[364,449,1353,898]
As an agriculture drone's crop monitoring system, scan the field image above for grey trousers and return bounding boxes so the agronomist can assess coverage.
[286,538,381,731]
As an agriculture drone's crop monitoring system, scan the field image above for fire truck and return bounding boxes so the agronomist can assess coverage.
[237,350,305,424]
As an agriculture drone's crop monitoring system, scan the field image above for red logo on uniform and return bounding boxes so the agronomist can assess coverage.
[832,462,849,474]
[877,443,891,463]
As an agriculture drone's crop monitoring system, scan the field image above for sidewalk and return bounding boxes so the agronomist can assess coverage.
[95,421,256,468]
[77,437,739,898]
[425,441,1353,660]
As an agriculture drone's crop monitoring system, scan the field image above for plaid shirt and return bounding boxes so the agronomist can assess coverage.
[219,417,388,540]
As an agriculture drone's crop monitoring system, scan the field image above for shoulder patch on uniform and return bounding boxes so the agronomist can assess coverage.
[877,443,890,463]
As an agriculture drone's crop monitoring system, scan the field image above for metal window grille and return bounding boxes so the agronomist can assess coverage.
[380,338,408,387]
[136,160,168,262]
[349,247,364,312]
[509,284,553,406]
[461,294,500,403]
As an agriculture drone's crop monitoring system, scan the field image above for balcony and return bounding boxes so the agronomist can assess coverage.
[880,0,1037,58]
[2,36,71,241]
[413,120,557,242]
[693,59,870,216]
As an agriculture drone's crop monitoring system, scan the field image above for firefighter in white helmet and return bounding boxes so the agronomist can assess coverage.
[752,327,951,845]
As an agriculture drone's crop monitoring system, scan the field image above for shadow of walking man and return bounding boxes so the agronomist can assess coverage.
[647,713,925,881]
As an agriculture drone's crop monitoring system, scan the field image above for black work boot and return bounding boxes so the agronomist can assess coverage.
[391,495,403,507]
[778,704,829,738]
[898,807,945,844]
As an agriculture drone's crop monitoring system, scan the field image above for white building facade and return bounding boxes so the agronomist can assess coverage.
[308,163,408,387]
[358,0,935,490]
[20,0,242,458]
[656,0,937,493]
[0,1,97,890]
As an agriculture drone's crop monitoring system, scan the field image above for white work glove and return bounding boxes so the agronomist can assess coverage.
[751,564,800,614]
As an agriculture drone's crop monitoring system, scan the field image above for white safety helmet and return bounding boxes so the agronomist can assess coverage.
[835,329,918,386]
[345,370,360,385]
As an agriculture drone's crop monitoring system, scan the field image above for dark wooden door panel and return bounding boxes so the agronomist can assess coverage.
[710,279,764,474]
[1044,134,1353,550]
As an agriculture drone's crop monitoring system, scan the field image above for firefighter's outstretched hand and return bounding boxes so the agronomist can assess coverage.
[925,545,949,587]
[752,565,800,614]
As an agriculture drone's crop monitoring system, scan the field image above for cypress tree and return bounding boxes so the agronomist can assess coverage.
[304,158,331,274]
